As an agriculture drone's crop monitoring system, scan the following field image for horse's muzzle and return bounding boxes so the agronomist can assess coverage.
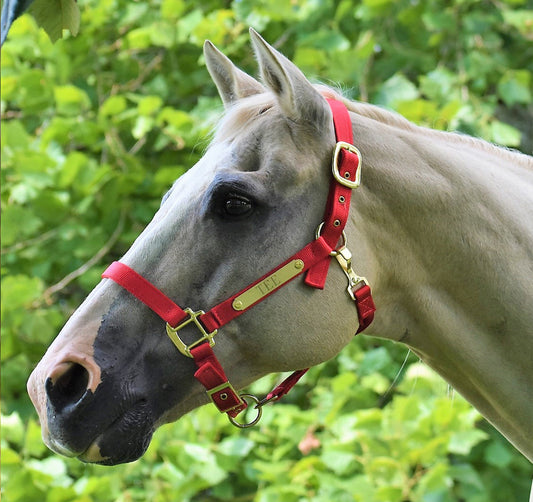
[28,352,155,465]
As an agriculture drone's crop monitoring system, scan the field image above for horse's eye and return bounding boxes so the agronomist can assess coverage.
[224,194,253,218]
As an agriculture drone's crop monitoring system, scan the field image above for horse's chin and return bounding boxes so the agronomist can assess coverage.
[87,407,155,465]
[78,432,152,465]
[47,401,156,465]
[80,430,154,465]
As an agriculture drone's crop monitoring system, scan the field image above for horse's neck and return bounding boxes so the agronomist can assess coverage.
[353,114,533,337]
[349,112,533,460]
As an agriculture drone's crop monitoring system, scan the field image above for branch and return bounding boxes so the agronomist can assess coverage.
[40,209,126,305]
[1,229,58,255]
[125,51,164,92]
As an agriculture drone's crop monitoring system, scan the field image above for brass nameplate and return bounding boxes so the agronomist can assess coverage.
[232,259,304,311]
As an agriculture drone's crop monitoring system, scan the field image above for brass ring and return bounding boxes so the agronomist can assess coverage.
[314,222,347,256]
[228,394,263,428]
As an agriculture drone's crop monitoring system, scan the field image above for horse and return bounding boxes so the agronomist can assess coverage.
[27,29,533,466]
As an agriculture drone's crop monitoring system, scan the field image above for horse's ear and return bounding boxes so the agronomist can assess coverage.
[249,28,329,126]
[204,40,264,108]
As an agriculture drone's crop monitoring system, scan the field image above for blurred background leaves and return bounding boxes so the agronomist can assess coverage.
[1,0,532,500]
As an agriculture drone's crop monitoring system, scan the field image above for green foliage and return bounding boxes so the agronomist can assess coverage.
[2,346,531,501]
[1,0,532,500]
[28,0,80,42]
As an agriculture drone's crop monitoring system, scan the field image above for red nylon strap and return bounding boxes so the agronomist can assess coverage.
[190,344,247,417]
[101,262,249,417]
[199,236,333,333]
[102,261,187,327]
[354,285,376,334]
[103,236,333,333]
[305,98,360,289]
[265,369,309,402]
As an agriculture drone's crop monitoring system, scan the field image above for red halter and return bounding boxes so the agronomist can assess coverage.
[102,99,375,427]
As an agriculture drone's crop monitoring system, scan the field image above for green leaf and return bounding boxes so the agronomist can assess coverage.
[359,347,392,376]
[503,9,533,38]
[497,70,532,106]
[132,115,155,139]
[2,468,47,502]
[13,69,54,113]
[138,95,164,116]
[28,0,80,42]
[217,436,255,457]
[99,95,128,117]
[484,439,515,468]
[0,275,44,311]
[363,0,394,7]
[419,68,458,103]
[161,0,186,20]
[1,74,18,101]
[0,206,42,246]
[448,429,488,455]
[490,120,522,147]
[300,29,350,52]
[374,74,419,107]
[321,447,357,475]
[44,486,79,502]
[157,108,193,129]
[24,419,49,458]
[0,445,22,466]
[415,462,452,497]
[26,457,68,479]
[1,413,25,447]
[54,85,91,116]
[449,463,485,492]
[0,120,30,155]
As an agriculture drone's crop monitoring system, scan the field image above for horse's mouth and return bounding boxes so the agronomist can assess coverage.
[84,402,155,465]
[47,400,155,465]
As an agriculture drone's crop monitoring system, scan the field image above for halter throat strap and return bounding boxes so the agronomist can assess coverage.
[102,99,375,426]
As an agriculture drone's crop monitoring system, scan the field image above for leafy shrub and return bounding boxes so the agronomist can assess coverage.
[2,0,532,500]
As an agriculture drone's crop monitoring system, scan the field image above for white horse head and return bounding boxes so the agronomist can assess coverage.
[27,30,533,465]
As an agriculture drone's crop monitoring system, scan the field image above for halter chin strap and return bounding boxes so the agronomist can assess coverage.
[102,99,375,427]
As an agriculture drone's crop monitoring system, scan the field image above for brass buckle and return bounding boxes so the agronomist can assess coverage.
[207,382,245,410]
[166,308,217,358]
[332,141,362,189]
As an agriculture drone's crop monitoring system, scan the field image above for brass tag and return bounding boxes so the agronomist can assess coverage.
[232,259,304,311]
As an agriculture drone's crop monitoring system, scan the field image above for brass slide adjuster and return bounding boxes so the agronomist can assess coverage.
[166,308,217,358]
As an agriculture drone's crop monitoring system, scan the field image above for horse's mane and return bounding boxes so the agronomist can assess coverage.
[317,86,533,170]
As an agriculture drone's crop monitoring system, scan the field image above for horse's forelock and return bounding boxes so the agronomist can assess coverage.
[212,93,276,144]
[210,84,406,145]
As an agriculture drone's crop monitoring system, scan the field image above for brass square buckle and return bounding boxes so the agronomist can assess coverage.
[332,141,362,189]
[207,382,245,411]
[166,308,217,358]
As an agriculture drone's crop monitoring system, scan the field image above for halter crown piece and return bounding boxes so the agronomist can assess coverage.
[102,99,375,427]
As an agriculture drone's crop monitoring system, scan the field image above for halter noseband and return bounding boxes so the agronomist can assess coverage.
[102,99,375,427]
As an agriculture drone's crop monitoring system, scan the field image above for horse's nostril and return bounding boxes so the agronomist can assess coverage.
[46,362,90,411]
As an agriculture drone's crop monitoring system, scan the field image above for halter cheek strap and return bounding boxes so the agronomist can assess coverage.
[102,99,375,427]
